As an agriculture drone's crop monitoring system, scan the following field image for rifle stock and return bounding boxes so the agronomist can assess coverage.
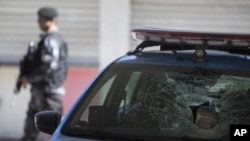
[14,74,22,94]
[13,41,36,94]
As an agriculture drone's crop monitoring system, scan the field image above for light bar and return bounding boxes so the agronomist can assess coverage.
[207,40,226,46]
[149,34,162,42]
[186,39,203,45]
[165,38,181,44]
[132,27,250,48]
[132,32,147,41]
[232,41,250,47]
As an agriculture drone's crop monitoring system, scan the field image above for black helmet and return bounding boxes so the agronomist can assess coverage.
[37,6,58,18]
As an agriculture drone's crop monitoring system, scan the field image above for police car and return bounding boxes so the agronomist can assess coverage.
[35,27,250,141]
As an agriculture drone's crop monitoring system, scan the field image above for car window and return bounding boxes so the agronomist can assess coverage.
[79,74,117,122]
[64,65,250,141]
[119,72,141,108]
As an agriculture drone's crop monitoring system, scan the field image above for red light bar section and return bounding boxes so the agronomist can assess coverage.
[132,27,250,41]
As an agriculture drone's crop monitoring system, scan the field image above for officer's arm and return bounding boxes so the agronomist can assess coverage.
[28,38,60,83]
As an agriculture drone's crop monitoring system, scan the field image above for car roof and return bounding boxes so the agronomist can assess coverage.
[114,50,250,71]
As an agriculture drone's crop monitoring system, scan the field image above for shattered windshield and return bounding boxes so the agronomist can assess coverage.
[64,65,250,140]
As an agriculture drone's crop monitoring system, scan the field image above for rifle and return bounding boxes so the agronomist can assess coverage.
[13,41,36,94]
[11,41,36,108]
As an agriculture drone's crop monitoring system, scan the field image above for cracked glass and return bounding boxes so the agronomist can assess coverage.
[65,66,250,141]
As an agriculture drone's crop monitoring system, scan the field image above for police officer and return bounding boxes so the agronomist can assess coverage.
[20,6,68,141]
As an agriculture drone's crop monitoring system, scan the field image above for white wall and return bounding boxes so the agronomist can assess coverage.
[0,66,30,138]
[99,0,131,70]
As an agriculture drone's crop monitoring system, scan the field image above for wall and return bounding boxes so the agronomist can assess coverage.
[99,0,131,69]
[0,66,30,138]
[0,0,99,66]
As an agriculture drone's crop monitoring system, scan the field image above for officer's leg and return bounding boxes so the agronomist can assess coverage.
[34,88,48,141]
[44,93,63,113]
[35,93,63,141]
[20,88,40,141]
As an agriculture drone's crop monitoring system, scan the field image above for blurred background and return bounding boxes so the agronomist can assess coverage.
[1,0,250,140]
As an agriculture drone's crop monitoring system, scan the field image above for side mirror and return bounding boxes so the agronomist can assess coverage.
[34,110,62,135]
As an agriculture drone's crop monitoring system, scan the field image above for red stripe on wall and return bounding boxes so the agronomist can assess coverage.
[62,67,98,115]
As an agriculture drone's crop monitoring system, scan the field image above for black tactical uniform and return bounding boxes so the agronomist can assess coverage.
[20,7,68,141]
